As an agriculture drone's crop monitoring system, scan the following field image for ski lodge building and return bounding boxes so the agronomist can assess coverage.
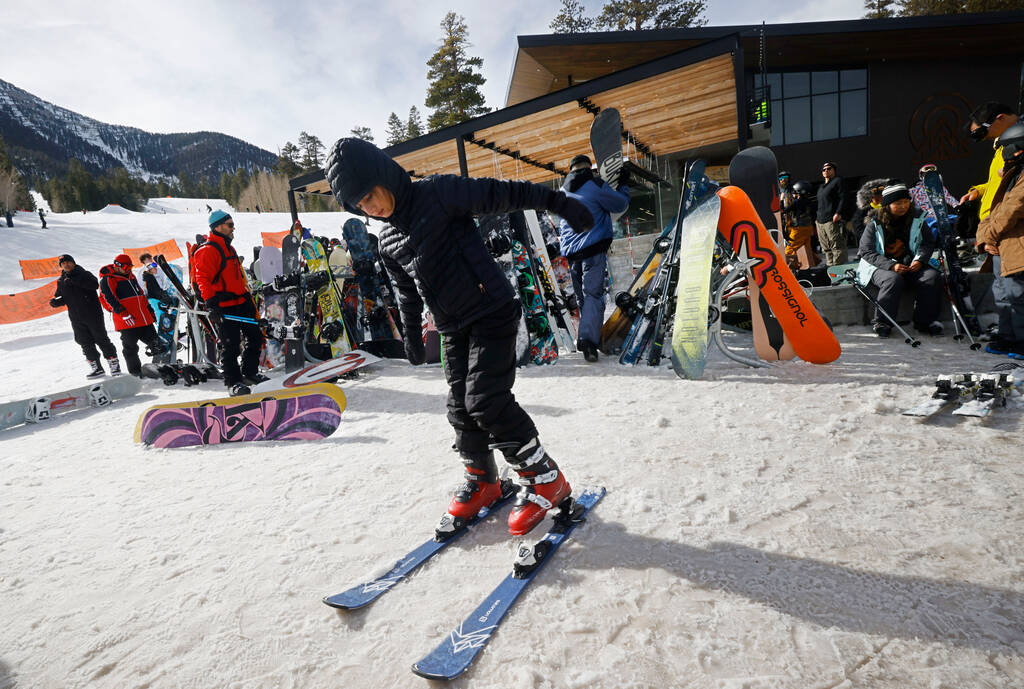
[289,11,1024,284]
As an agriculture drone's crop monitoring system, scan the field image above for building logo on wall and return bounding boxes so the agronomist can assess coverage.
[908,93,973,165]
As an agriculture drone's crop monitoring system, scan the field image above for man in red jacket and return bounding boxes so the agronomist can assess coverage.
[195,210,266,395]
[99,254,165,377]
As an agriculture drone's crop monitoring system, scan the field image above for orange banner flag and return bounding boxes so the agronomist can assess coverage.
[0,279,65,325]
[261,230,289,248]
[19,256,63,280]
[122,239,183,265]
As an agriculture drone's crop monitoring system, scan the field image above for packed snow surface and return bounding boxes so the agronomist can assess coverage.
[1,205,1022,689]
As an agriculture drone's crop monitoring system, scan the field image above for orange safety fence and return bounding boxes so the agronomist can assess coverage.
[261,230,289,248]
[122,239,183,265]
[0,279,65,325]
[19,256,63,280]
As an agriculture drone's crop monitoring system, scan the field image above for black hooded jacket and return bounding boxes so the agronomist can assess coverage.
[325,138,570,333]
[51,264,104,324]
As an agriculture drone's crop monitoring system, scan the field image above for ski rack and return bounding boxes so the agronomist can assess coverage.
[709,263,773,369]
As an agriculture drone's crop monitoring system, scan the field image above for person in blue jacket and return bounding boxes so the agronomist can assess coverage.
[557,154,630,362]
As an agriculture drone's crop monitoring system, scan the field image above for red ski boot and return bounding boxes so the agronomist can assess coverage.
[435,451,503,541]
[502,438,571,536]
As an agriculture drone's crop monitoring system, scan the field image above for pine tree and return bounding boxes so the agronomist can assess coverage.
[596,0,707,30]
[551,0,595,32]
[350,126,375,143]
[407,106,425,139]
[425,12,489,131]
[276,141,302,177]
[385,113,407,146]
[864,0,898,16]
[898,0,1024,13]
[297,131,326,171]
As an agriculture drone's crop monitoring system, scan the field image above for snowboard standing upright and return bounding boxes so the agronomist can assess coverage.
[342,218,402,345]
[728,146,795,362]
[300,238,354,358]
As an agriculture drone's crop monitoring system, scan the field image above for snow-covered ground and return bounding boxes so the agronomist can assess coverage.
[1,205,1022,689]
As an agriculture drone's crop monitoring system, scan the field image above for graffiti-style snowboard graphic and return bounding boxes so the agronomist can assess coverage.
[134,383,346,447]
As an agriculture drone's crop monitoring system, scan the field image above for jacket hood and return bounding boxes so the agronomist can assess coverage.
[99,264,120,279]
[562,168,597,194]
[857,178,890,210]
[324,137,412,219]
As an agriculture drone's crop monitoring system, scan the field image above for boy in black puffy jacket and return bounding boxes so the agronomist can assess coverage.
[325,137,593,537]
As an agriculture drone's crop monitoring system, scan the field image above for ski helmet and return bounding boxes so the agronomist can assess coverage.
[792,180,813,196]
[778,170,791,179]
[997,123,1024,162]
[918,163,938,180]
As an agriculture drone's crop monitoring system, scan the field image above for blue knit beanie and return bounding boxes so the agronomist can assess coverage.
[208,210,232,229]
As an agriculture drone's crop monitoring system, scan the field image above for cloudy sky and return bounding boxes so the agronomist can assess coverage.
[2,0,862,155]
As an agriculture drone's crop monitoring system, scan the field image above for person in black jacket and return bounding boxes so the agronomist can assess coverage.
[325,137,594,537]
[49,254,121,378]
[138,253,174,304]
[816,162,852,266]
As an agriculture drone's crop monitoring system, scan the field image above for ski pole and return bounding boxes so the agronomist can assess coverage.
[840,269,921,347]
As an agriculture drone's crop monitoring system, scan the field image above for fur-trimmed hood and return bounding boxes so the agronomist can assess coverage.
[856,177,890,210]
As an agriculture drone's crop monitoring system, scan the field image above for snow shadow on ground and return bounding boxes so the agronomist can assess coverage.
[577,517,1024,654]
[0,332,70,351]
[0,659,12,689]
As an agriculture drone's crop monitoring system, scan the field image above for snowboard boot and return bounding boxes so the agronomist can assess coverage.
[435,450,504,541]
[86,359,105,379]
[242,372,270,386]
[229,383,251,397]
[501,438,571,536]
[106,357,122,375]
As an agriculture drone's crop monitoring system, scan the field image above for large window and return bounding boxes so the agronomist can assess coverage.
[762,68,868,146]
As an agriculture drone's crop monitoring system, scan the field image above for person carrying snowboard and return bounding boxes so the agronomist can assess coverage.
[324,137,594,536]
[49,254,121,378]
[557,153,630,363]
[195,210,267,396]
[99,254,165,376]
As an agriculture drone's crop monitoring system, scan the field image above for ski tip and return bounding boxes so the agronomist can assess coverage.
[410,663,461,681]
[322,595,361,611]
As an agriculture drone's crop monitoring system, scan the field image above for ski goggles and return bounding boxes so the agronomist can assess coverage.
[146,262,158,270]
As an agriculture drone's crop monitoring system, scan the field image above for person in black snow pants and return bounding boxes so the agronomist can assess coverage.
[324,137,594,537]
[49,254,121,378]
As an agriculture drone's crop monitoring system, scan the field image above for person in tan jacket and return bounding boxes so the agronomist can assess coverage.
[976,123,1024,355]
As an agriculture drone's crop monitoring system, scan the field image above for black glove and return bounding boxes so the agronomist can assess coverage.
[548,193,594,234]
[615,167,632,189]
[403,315,426,365]
[49,298,61,308]
[205,302,224,327]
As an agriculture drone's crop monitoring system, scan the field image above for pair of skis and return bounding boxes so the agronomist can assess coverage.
[902,372,1017,418]
[323,487,606,680]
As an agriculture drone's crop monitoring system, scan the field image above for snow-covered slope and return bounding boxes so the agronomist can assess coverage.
[0,208,1021,689]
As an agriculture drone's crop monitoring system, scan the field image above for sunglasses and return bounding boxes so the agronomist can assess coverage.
[968,122,990,142]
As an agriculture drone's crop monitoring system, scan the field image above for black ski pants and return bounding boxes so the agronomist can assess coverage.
[218,300,263,385]
[442,299,537,456]
[868,266,942,328]
[119,324,163,376]
[70,313,117,362]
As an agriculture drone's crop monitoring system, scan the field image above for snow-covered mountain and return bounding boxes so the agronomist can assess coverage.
[0,78,277,181]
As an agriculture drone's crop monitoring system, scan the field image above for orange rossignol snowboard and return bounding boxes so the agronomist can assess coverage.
[717,186,841,365]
